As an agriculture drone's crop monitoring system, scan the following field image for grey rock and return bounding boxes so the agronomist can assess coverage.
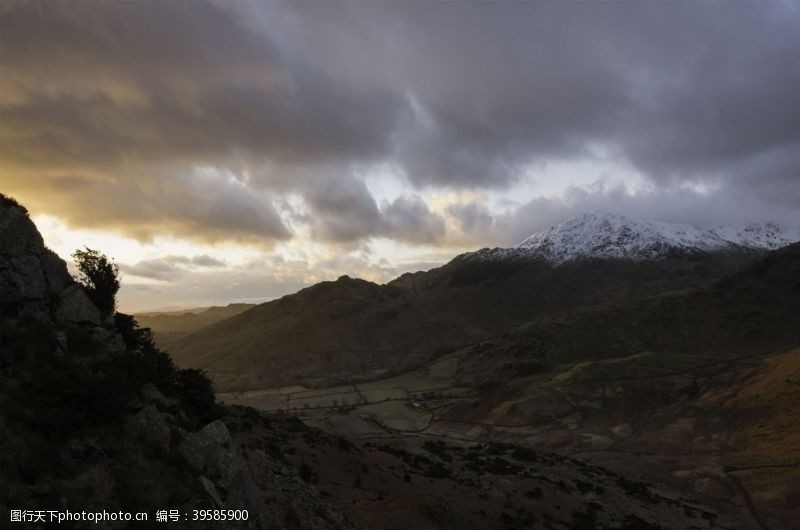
[105,330,127,355]
[199,476,225,508]
[40,249,74,295]
[126,405,172,455]
[7,255,46,300]
[178,420,232,473]
[0,201,43,255]
[55,284,101,325]
[178,421,271,528]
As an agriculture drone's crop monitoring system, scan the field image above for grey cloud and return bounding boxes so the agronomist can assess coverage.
[303,176,445,244]
[303,176,384,243]
[123,259,184,282]
[381,195,445,244]
[447,203,495,242]
[13,171,290,245]
[0,1,404,169]
[187,255,226,268]
[277,1,800,207]
[123,254,225,281]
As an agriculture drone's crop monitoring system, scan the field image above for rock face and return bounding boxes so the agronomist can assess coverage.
[0,195,120,352]
[178,421,274,528]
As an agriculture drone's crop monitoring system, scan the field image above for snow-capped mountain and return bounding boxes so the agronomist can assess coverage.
[467,211,800,265]
[710,222,800,251]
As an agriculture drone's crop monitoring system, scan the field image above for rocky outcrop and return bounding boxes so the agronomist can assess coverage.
[0,195,123,354]
[178,420,274,528]
[1,195,358,529]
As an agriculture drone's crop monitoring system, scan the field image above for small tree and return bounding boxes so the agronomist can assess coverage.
[72,247,120,318]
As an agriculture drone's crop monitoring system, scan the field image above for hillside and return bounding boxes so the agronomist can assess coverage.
[432,243,800,529]
[454,240,800,385]
[170,275,486,390]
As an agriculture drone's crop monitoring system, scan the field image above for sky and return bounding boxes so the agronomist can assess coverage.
[1,1,799,311]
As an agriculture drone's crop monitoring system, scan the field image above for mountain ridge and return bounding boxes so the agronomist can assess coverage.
[463,211,800,265]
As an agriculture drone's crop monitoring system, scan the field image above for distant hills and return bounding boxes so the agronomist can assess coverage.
[136,303,255,350]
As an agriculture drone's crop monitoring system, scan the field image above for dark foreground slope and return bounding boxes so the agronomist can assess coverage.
[171,245,756,391]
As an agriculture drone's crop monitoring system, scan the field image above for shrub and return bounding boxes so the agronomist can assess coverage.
[175,368,215,417]
[72,248,120,318]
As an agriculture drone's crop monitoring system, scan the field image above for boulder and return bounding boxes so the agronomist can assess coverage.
[178,420,232,473]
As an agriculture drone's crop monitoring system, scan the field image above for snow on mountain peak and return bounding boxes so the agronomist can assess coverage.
[469,211,799,265]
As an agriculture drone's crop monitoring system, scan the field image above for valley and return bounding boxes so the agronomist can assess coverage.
[220,342,800,529]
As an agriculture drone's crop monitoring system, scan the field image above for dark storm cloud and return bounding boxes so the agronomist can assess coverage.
[447,203,496,243]
[1,0,798,244]
[276,1,800,216]
[0,1,402,167]
[303,176,445,244]
[382,195,446,244]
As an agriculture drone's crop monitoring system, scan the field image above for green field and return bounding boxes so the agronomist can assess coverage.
[217,351,471,432]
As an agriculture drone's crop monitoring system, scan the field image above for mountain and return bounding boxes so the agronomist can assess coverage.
[711,220,800,250]
[453,240,800,390]
[467,211,800,264]
[171,213,781,392]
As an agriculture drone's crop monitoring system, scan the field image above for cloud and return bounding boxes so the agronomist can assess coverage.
[186,254,226,268]
[1,0,799,249]
[382,195,445,244]
[122,253,227,281]
[7,170,290,245]
[301,175,446,245]
[123,259,184,282]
